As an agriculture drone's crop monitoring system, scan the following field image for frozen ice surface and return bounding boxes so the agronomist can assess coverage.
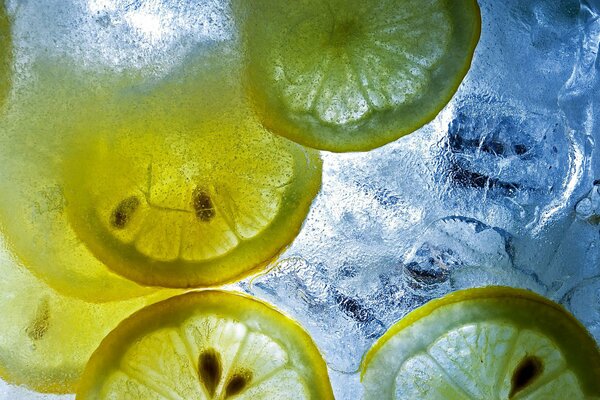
[1,0,600,399]
[7,0,233,88]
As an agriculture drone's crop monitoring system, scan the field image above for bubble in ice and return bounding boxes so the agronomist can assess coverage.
[576,182,600,224]
[403,217,513,283]
[402,216,545,293]
[435,95,571,229]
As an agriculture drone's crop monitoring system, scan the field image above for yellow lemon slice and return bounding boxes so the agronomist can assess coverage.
[361,286,600,399]
[238,0,481,152]
[0,240,179,394]
[62,53,322,288]
[76,291,334,399]
[0,61,169,302]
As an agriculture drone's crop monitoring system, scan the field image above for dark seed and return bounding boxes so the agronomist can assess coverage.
[110,196,140,229]
[509,355,544,398]
[192,188,216,222]
[198,348,222,397]
[225,370,253,398]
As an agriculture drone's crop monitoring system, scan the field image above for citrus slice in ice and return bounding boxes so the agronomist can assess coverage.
[76,291,334,399]
[240,0,481,152]
[0,61,165,302]
[361,286,600,399]
[0,239,179,393]
[62,58,322,288]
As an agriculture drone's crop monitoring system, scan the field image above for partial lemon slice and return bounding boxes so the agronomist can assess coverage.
[238,0,481,152]
[0,61,165,302]
[62,54,322,288]
[361,287,600,399]
[0,239,179,394]
[76,291,334,399]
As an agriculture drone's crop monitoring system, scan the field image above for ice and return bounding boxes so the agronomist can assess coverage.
[562,276,600,340]
[1,0,600,399]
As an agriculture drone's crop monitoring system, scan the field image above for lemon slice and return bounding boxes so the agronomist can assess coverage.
[361,287,600,399]
[0,61,167,302]
[62,54,322,288]
[0,239,179,394]
[238,0,481,152]
[76,291,334,399]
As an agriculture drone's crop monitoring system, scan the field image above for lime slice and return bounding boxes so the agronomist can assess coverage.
[361,287,600,399]
[76,291,334,399]
[0,239,179,394]
[0,61,164,302]
[238,0,481,152]
[62,54,322,288]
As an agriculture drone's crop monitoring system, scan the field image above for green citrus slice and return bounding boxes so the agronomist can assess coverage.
[0,240,179,394]
[361,287,600,399]
[239,0,481,152]
[62,56,322,288]
[76,291,334,399]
